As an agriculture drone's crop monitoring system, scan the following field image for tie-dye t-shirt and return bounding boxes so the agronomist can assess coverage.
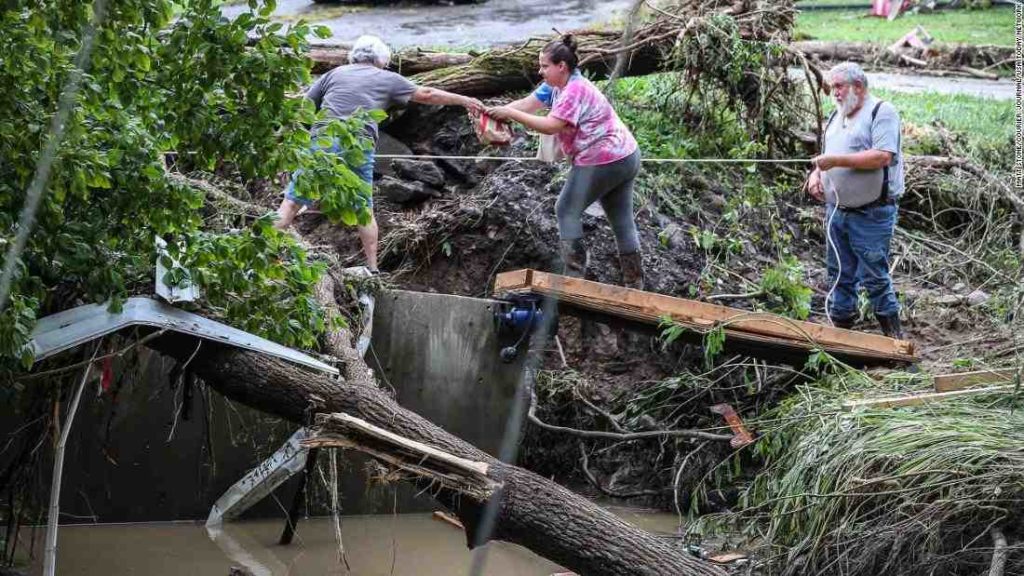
[533,75,638,166]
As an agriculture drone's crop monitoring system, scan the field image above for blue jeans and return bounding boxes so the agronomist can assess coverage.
[285,138,374,208]
[825,202,900,319]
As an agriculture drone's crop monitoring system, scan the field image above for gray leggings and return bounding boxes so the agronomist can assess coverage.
[555,150,641,254]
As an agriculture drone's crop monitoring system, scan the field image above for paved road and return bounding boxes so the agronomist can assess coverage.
[221,0,635,48]
[866,71,1015,100]
[791,68,1015,100]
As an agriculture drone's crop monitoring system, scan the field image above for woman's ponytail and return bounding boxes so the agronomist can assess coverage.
[542,33,579,71]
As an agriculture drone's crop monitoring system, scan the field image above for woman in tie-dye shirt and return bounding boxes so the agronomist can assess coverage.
[488,35,645,289]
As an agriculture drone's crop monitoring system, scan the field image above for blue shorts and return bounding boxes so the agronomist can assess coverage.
[285,138,374,209]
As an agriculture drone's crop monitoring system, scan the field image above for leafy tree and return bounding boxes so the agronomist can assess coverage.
[0,0,374,369]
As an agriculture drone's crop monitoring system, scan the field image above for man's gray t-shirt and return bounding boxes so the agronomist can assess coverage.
[306,64,417,143]
[821,95,904,208]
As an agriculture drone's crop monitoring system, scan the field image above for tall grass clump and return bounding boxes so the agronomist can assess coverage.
[691,372,1024,575]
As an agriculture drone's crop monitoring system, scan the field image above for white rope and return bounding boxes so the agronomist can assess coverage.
[825,200,842,328]
[644,157,810,164]
[375,153,812,164]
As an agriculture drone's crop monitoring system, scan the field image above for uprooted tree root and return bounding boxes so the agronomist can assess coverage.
[901,156,1024,258]
[521,356,808,510]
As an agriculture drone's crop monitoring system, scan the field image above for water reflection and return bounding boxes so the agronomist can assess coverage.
[22,508,682,575]
[24,514,562,575]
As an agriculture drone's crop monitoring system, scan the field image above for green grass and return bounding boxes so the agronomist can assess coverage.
[603,66,1012,174]
[605,73,766,160]
[817,87,1011,165]
[874,88,1013,164]
[876,88,1012,138]
[608,72,1013,169]
[795,6,1015,46]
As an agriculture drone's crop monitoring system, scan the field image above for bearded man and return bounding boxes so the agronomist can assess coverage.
[806,62,906,339]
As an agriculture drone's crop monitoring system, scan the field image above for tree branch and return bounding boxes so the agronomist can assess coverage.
[529,388,734,443]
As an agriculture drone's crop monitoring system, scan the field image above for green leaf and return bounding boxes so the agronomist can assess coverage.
[0,0,340,365]
[136,52,151,72]
[87,172,111,188]
[20,347,34,370]
[259,1,277,18]
[339,209,357,226]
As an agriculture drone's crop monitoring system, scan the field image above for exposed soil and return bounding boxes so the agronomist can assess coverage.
[262,103,1017,507]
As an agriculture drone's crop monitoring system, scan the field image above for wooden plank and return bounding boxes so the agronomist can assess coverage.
[495,268,531,291]
[843,384,1018,411]
[933,368,1020,392]
[493,269,916,363]
[709,552,748,565]
[432,510,465,530]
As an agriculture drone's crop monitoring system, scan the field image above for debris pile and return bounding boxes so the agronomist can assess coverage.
[692,370,1024,575]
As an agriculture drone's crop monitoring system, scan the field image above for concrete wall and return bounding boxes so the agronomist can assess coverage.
[367,290,526,457]
[1,290,524,522]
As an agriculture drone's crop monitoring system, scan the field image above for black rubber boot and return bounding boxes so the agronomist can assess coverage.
[619,251,645,291]
[876,312,906,340]
[559,239,589,278]
[830,314,857,330]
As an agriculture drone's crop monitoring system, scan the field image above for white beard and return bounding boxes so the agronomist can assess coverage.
[835,93,860,118]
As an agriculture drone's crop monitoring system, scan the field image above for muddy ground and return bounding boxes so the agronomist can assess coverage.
[261,103,1016,506]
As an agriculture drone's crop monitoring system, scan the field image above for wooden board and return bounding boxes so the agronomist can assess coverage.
[933,368,1020,392]
[493,270,916,364]
[843,384,1018,411]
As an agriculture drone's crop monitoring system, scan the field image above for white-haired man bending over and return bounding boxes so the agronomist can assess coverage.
[275,35,484,272]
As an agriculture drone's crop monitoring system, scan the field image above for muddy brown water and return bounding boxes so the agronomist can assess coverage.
[16,508,681,575]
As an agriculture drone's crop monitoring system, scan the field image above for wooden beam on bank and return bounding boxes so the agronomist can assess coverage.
[933,368,1021,392]
[843,384,1019,411]
[492,270,916,365]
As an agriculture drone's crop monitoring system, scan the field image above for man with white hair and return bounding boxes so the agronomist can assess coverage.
[276,35,484,272]
[806,61,906,339]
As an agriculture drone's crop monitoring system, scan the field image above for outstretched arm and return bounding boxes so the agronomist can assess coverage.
[411,86,485,114]
[486,106,567,135]
[505,94,546,114]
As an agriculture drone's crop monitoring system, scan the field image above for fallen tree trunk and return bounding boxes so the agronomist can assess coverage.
[408,30,663,98]
[304,33,657,97]
[793,40,1013,74]
[308,44,476,75]
[405,0,795,98]
[146,330,724,576]
[304,38,1009,97]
